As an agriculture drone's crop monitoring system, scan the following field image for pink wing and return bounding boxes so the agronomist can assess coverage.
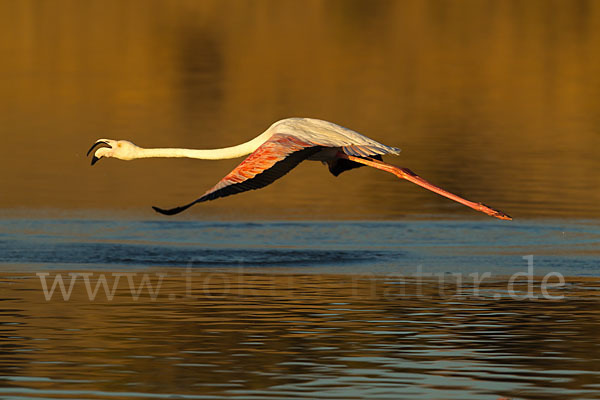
[152,134,322,215]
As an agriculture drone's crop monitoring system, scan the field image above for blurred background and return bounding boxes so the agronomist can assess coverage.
[1,0,599,220]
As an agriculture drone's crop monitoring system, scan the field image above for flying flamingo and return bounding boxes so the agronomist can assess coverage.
[87,117,511,220]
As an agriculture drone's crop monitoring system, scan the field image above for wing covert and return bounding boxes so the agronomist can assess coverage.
[152,134,321,215]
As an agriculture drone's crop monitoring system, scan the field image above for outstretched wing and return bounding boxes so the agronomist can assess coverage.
[152,134,323,215]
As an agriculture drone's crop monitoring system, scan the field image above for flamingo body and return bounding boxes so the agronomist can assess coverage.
[87,117,511,220]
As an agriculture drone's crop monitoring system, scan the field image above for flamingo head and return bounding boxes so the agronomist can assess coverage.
[86,139,140,165]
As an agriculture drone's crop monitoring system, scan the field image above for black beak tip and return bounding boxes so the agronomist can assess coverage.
[91,156,100,166]
[86,141,111,158]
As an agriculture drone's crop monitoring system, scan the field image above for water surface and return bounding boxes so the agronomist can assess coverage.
[1,0,599,218]
[2,218,599,275]
[2,269,600,400]
[1,219,600,399]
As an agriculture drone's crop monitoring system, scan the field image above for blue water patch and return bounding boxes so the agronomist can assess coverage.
[0,240,394,267]
[0,219,598,274]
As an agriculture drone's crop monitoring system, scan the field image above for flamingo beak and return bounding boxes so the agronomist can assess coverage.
[87,140,112,166]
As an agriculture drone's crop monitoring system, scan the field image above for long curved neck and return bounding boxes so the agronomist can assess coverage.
[134,131,272,160]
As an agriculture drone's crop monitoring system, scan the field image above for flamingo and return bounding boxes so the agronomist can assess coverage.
[87,117,511,220]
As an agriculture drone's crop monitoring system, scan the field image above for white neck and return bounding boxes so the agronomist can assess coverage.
[134,131,271,160]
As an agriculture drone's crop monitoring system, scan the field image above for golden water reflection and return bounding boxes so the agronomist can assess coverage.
[1,270,600,399]
[1,1,599,218]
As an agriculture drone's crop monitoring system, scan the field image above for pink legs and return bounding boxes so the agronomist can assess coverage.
[338,153,512,220]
